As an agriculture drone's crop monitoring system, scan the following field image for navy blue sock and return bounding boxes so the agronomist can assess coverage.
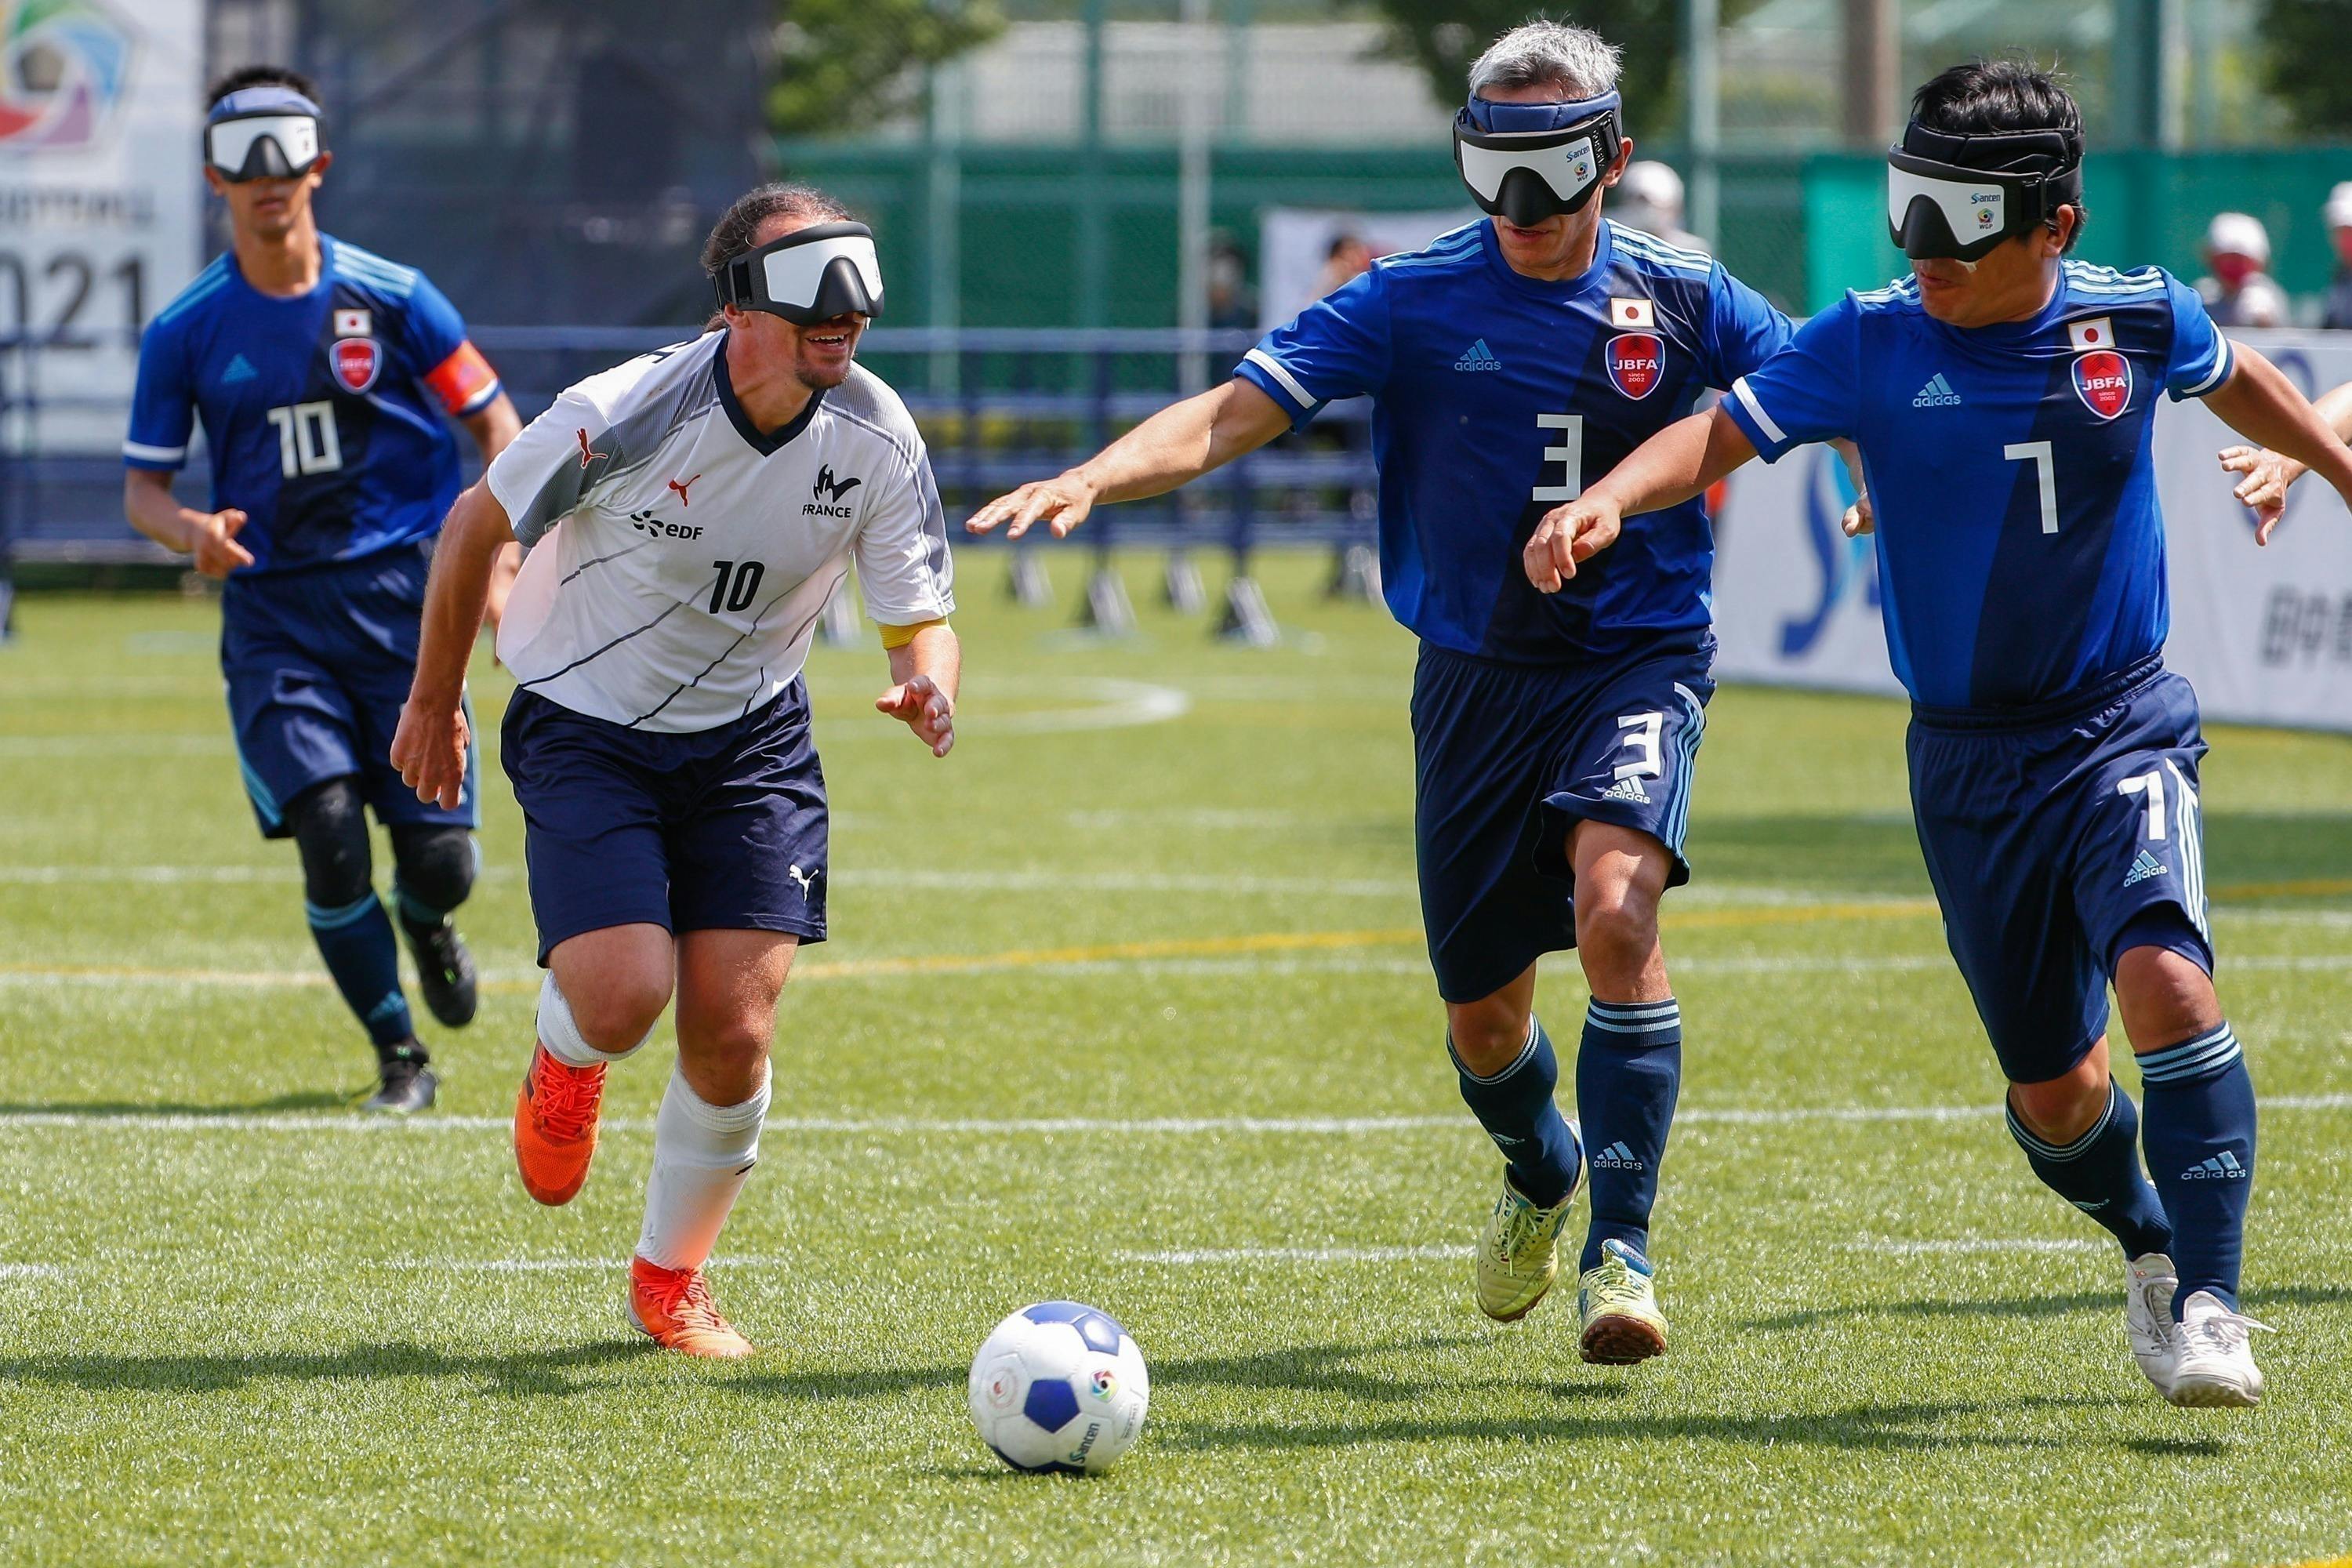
[2139,1022,2257,1318]
[2005,1079,2173,1259]
[1577,996,1682,1272]
[1451,1018,1581,1209]
[307,891,414,1051]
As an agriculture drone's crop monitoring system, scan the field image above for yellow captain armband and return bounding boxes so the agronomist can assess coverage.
[879,618,948,650]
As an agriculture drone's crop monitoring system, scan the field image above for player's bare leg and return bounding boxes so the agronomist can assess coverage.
[627,928,794,1359]
[1567,821,1677,1365]
[515,924,671,1206]
[2114,945,2267,1406]
[1451,967,1585,1322]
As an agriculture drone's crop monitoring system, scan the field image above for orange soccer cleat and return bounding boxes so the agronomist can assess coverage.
[628,1257,755,1359]
[513,1044,605,1206]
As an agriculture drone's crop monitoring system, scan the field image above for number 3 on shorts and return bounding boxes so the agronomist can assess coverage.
[1615,711,1664,781]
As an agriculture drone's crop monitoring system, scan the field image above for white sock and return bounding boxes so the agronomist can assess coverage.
[537,972,652,1068]
[635,1064,770,1272]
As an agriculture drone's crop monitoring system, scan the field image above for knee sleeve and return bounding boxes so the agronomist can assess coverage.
[390,824,478,923]
[286,779,373,912]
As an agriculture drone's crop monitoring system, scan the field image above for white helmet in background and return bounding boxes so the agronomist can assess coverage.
[2324,181,2352,232]
[2204,211,2271,268]
[1613,160,1708,252]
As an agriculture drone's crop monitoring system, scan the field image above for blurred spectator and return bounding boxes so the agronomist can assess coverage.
[2196,212,2288,328]
[1613,161,1708,253]
[2324,183,2352,331]
[1207,231,1258,330]
[1316,232,1374,299]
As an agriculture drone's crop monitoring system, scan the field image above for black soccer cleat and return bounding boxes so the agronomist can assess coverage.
[365,1043,440,1115]
[400,916,479,1029]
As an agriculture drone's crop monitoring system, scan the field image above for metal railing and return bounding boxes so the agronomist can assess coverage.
[0,328,1378,583]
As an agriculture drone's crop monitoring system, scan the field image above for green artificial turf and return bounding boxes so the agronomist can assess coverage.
[2,554,2347,1566]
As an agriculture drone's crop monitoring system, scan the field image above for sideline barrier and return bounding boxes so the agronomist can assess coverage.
[1711,330,2352,731]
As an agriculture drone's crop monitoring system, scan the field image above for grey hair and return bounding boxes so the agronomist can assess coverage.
[1468,20,1622,100]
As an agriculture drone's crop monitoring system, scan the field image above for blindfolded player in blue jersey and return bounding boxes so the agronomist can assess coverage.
[970,22,1865,1367]
[123,67,524,1112]
[1532,59,2352,1408]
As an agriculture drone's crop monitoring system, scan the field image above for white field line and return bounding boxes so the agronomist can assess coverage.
[0,1263,62,1279]
[1120,1245,1472,1265]
[377,1255,794,1273]
[1838,1239,2106,1255]
[2,1096,2346,1136]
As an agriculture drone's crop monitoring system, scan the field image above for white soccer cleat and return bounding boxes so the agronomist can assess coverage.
[2166,1290,2272,1408]
[2124,1252,2180,1397]
[1577,1237,1668,1365]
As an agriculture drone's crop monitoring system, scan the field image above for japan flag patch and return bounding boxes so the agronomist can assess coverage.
[1606,332,1664,399]
[332,337,382,394]
[2072,350,2132,420]
[1610,297,1656,329]
[2066,315,2115,351]
[333,308,372,338]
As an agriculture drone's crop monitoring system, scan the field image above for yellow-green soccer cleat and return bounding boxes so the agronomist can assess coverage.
[1475,1127,1582,1323]
[1577,1237,1668,1364]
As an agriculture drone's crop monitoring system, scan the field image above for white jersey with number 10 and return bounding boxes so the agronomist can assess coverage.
[486,331,953,733]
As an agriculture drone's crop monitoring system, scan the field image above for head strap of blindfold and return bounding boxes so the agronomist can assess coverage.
[713,221,884,325]
[205,86,324,182]
[1453,90,1622,226]
[1886,119,2083,261]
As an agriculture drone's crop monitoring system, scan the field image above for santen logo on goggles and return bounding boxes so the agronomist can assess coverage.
[205,87,324,183]
[713,221,884,325]
[1886,122,2082,262]
[1453,91,1622,227]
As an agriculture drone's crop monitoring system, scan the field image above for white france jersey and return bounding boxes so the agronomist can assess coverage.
[488,332,952,731]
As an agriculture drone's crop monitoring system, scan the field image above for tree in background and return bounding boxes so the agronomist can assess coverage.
[769,0,1007,136]
[2259,0,2352,134]
[1364,0,1765,139]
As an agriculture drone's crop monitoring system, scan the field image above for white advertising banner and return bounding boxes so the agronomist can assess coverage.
[0,0,204,453]
[1258,206,1476,331]
[1711,331,2352,732]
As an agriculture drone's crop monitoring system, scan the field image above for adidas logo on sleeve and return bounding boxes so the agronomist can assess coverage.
[2123,849,2169,887]
[1454,339,1503,372]
[1598,775,1650,804]
[1911,372,1962,408]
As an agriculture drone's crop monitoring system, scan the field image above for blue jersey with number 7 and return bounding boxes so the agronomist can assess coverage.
[1720,261,2232,709]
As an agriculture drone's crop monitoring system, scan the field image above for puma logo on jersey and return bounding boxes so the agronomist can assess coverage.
[667,472,702,506]
[813,466,862,503]
[787,863,823,899]
[575,427,608,468]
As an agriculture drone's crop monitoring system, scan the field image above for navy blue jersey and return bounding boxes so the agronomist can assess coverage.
[1237,220,1793,664]
[1722,262,2233,709]
[125,235,503,575]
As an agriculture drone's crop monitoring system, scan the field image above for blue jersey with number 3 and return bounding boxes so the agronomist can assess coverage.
[1720,261,2232,709]
[124,234,502,575]
[1237,220,1793,664]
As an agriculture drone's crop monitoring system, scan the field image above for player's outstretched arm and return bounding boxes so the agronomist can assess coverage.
[875,622,961,758]
[122,470,254,577]
[1526,406,1759,593]
[964,378,1293,540]
[2203,347,2352,544]
[392,479,514,808]
[2217,376,2352,535]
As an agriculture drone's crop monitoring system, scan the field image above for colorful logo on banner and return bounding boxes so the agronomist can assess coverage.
[2073,350,2132,420]
[1606,332,1664,400]
[0,0,139,152]
[332,337,382,394]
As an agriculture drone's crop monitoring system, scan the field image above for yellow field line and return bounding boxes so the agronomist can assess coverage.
[2270,1555,2352,1568]
[1,876,2342,992]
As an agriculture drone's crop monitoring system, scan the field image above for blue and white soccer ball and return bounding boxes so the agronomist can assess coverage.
[967,1301,1150,1475]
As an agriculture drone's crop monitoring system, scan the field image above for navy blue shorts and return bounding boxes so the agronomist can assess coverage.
[1410,637,1713,1004]
[220,543,478,839]
[500,681,829,965]
[1908,658,2213,1085]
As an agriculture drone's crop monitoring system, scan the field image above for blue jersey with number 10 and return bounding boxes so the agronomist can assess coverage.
[1237,220,1793,664]
[1721,261,2233,710]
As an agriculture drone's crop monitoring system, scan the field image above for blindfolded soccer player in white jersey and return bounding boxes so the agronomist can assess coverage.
[394,185,958,1357]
